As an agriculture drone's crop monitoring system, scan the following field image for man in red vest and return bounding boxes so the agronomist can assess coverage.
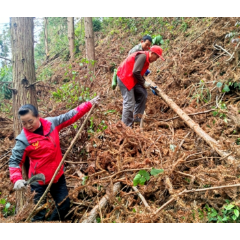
[117,45,165,127]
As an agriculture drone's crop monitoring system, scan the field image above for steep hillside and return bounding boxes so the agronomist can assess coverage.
[1,17,240,223]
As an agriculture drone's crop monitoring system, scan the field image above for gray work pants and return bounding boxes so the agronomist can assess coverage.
[117,77,147,127]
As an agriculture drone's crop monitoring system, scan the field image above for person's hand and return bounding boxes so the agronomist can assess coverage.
[90,96,101,106]
[144,82,151,89]
[14,180,27,191]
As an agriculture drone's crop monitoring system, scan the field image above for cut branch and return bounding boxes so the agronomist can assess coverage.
[132,186,151,212]
[81,182,121,223]
[146,79,236,164]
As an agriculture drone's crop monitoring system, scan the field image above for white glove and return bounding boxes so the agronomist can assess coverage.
[144,82,151,88]
[90,96,101,106]
[14,180,27,191]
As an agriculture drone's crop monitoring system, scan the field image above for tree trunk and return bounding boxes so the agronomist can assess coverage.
[44,17,49,60]
[10,17,38,212]
[146,79,236,164]
[84,17,95,71]
[67,17,75,60]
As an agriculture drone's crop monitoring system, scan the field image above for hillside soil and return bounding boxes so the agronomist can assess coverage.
[1,17,240,223]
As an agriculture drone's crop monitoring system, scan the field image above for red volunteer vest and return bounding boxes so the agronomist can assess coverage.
[117,51,150,90]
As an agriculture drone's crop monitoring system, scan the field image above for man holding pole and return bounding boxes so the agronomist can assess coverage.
[117,46,165,127]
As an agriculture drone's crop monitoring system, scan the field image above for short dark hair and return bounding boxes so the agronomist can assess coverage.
[18,104,39,117]
[142,35,152,43]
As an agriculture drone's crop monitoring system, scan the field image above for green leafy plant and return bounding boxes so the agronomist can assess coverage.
[0,65,12,100]
[152,35,164,45]
[205,201,240,223]
[191,80,212,104]
[0,198,15,217]
[212,101,228,123]
[52,81,96,109]
[82,176,89,185]
[133,168,164,186]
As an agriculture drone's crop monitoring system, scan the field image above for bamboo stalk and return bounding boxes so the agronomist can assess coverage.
[25,104,96,222]
[146,79,236,164]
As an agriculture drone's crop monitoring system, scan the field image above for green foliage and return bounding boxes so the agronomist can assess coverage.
[212,101,228,123]
[37,66,53,81]
[0,196,15,217]
[133,168,164,186]
[0,65,12,100]
[35,17,69,65]
[205,201,240,223]
[92,18,102,32]
[88,117,108,134]
[152,35,164,45]
[191,80,212,104]
[52,81,96,109]
[82,176,89,185]
[150,168,164,176]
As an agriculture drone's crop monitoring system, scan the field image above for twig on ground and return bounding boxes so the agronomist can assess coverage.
[154,183,240,216]
[132,186,151,212]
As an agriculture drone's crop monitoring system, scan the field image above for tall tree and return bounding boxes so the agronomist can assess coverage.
[84,17,95,70]
[67,17,75,59]
[44,17,49,60]
[10,17,38,211]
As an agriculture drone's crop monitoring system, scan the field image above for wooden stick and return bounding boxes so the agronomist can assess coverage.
[146,79,235,164]
[65,161,88,164]
[25,104,96,222]
[174,132,190,162]
[132,186,151,212]
[81,182,121,223]
[154,183,240,216]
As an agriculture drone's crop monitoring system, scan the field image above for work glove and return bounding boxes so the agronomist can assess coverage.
[144,82,151,89]
[90,95,101,106]
[14,179,27,191]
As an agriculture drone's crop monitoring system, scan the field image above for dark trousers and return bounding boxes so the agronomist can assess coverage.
[31,174,70,221]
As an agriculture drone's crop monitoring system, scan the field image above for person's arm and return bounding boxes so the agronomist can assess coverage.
[132,53,146,86]
[47,96,100,131]
[9,140,28,184]
[47,101,93,131]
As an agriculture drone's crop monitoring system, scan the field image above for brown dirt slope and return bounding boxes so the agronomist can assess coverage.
[1,17,240,223]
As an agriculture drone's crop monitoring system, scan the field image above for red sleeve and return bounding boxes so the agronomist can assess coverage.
[9,167,23,184]
[56,101,92,131]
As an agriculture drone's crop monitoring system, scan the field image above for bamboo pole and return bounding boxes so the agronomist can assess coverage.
[25,104,96,222]
[81,182,121,223]
[146,79,236,164]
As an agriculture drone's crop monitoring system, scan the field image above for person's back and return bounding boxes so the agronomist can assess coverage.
[128,35,152,56]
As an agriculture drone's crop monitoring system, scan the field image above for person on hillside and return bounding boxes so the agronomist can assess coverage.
[9,96,100,221]
[117,45,165,127]
[128,35,152,56]
[129,35,153,77]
